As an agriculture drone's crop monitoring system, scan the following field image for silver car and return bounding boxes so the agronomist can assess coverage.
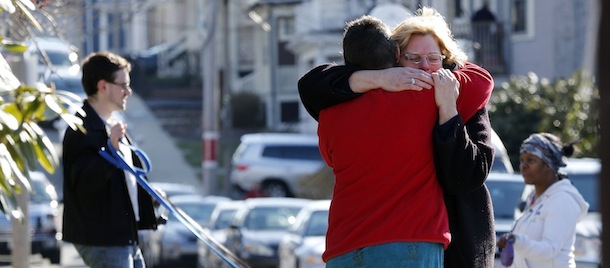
[229,133,326,198]
[0,171,62,264]
[484,172,525,256]
[278,199,330,268]
[225,197,311,268]
[141,194,230,267]
[197,200,244,268]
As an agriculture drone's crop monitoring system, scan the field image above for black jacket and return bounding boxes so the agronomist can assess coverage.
[298,64,496,268]
[433,109,495,268]
[62,101,157,246]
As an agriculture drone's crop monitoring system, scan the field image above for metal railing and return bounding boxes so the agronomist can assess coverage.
[452,21,506,75]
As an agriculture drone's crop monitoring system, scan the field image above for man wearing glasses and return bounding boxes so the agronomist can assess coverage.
[62,51,158,267]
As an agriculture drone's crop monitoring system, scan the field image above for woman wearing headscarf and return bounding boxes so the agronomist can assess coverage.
[497,133,589,267]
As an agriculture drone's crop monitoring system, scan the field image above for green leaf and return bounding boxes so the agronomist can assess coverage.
[59,113,85,132]
[1,103,22,128]
[2,42,27,53]
[25,122,58,173]
[16,131,37,171]
[0,0,16,14]
[4,135,26,172]
[44,94,64,114]
[0,53,20,93]
[13,0,41,31]
[0,111,18,130]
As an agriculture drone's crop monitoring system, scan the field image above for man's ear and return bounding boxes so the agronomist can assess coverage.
[96,80,107,94]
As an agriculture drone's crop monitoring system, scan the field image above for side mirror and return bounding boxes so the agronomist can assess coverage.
[517,201,526,212]
[157,215,168,225]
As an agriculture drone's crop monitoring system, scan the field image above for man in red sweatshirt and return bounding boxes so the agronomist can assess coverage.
[298,8,495,268]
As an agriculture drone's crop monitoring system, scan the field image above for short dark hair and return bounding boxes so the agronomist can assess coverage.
[343,15,397,69]
[81,51,131,96]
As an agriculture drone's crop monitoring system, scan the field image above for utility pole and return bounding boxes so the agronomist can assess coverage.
[200,0,219,196]
[7,52,37,268]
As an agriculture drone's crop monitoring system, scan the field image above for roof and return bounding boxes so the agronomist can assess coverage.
[561,158,600,174]
[243,197,311,208]
[486,172,523,183]
[169,194,231,204]
[240,132,318,145]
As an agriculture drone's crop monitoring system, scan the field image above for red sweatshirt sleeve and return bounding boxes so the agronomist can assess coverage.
[453,62,494,121]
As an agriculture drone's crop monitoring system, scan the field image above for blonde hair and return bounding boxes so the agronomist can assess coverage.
[391,7,467,67]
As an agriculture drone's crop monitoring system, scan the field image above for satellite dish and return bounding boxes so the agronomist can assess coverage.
[370,3,413,29]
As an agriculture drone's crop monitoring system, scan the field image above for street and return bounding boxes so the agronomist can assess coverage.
[0,242,85,267]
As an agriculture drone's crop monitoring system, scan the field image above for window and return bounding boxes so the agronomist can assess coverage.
[262,145,322,161]
[278,41,296,65]
[277,16,294,39]
[280,101,299,122]
[511,0,534,40]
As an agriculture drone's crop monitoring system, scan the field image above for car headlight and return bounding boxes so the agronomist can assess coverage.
[296,245,325,267]
[242,240,274,257]
[573,234,601,263]
[301,254,324,267]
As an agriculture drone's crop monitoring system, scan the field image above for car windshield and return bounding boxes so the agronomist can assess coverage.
[486,180,524,219]
[491,156,511,173]
[49,76,82,94]
[38,51,75,67]
[245,207,301,230]
[569,173,598,212]
[30,179,54,204]
[170,203,216,226]
[213,209,237,230]
[304,210,328,237]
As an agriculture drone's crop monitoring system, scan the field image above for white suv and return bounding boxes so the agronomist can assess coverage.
[229,133,326,198]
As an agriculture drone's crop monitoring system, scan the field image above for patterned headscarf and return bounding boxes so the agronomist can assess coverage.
[520,133,567,173]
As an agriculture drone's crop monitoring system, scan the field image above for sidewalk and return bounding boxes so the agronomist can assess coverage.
[124,94,202,188]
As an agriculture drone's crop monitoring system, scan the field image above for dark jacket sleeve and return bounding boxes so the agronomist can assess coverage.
[433,108,494,195]
[297,64,363,121]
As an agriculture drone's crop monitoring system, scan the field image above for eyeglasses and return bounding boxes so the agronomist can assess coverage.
[106,81,131,91]
[403,52,446,65]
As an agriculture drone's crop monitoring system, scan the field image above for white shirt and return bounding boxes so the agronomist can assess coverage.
[105,115,140,222]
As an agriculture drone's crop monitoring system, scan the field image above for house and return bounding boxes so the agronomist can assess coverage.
[45,0,598,131]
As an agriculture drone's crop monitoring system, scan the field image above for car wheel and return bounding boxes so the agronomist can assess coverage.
[262,181,291,197]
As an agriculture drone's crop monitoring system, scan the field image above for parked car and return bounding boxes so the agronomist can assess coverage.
[225,197,311,268]
[26,36,79,78]
[138,182,201,251]
[141,194,230,267]
[0,171,61,264]
[484,172,525,255]
[490,128,514,173]
[229,133,326,197]
[197,200,244,268]
[150,182,201,198]
[278,199,330,268]
[516,158,601,266]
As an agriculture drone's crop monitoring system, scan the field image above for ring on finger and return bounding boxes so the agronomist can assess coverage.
[410,78,415,85]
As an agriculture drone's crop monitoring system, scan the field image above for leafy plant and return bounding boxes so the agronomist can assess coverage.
[489,71,599,169]
[0,0,83,213]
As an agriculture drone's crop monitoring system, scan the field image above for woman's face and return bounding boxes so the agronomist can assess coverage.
[398,34,443,74]
[519,152,553,185]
